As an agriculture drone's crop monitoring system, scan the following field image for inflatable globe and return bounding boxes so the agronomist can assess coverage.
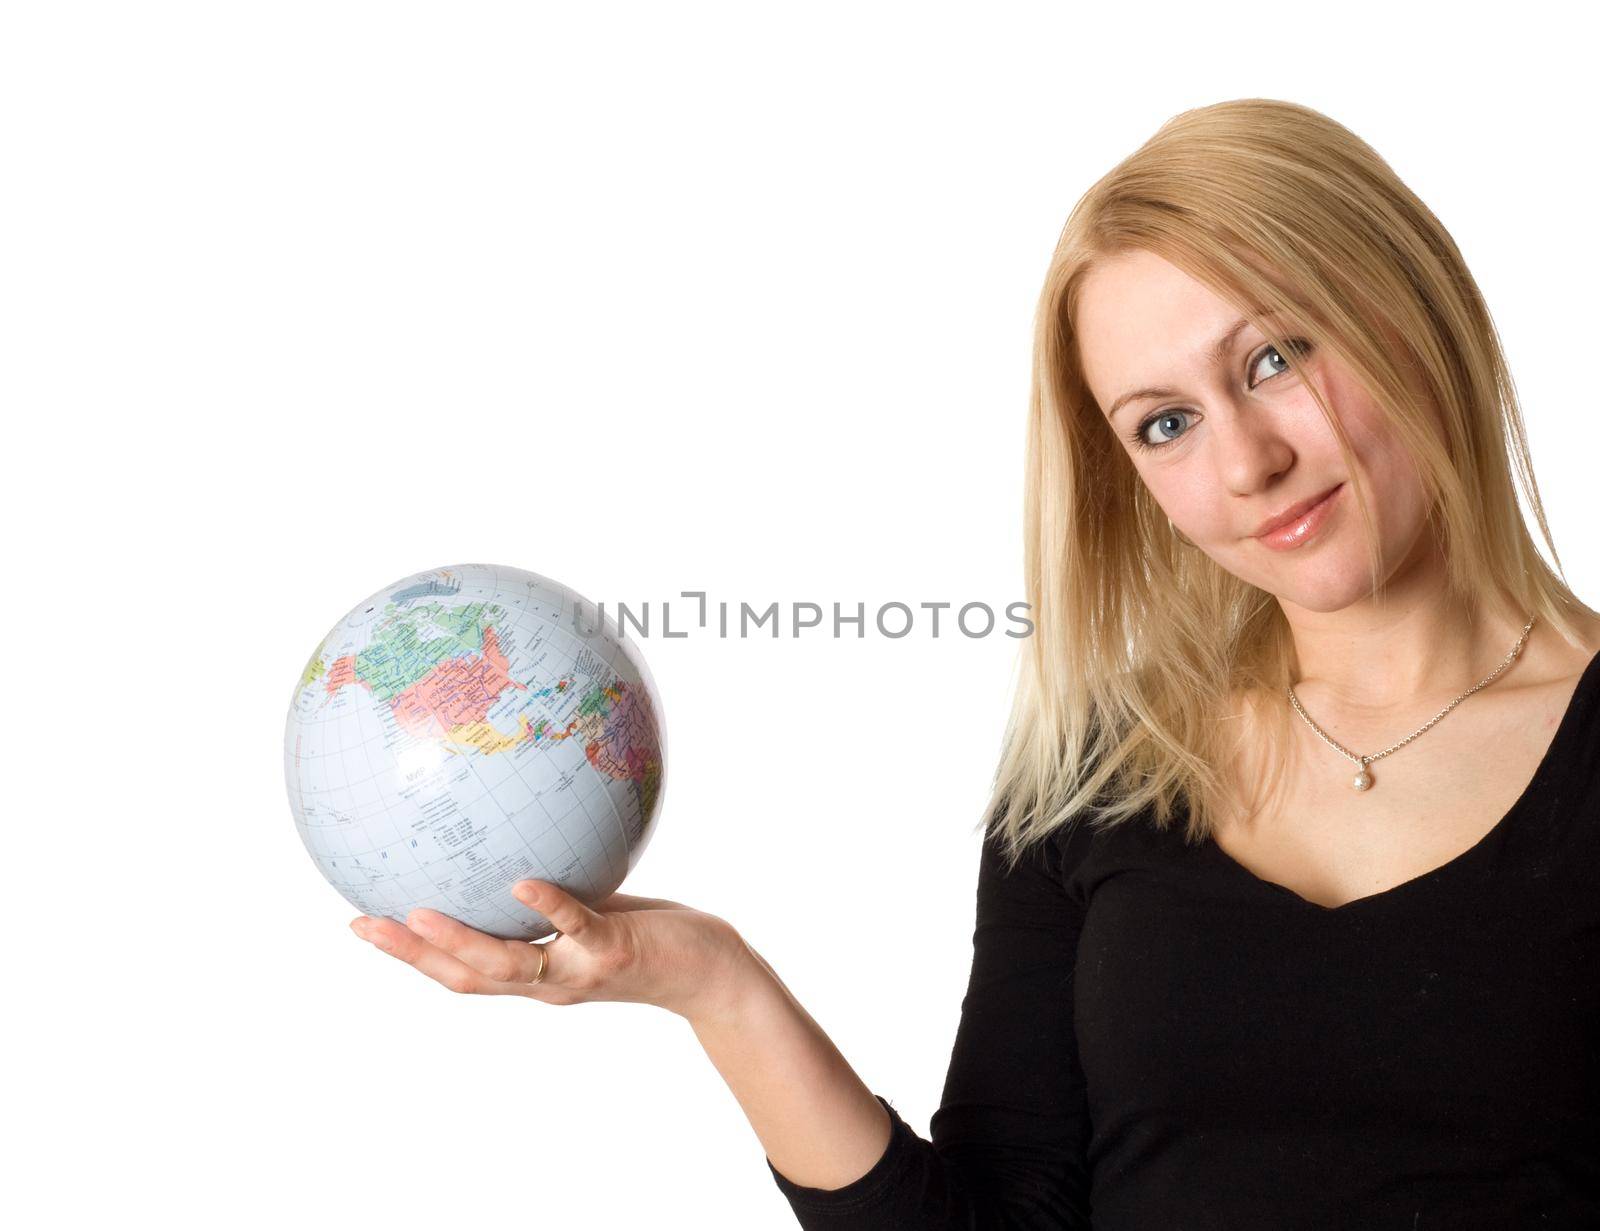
[284,562,666,940]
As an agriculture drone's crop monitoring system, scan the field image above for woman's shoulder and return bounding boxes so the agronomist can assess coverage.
[1518,612,1600,690]
[1544,630,1600,772]
[1505,617,1600,767]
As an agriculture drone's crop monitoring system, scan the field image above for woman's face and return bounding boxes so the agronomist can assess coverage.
[1074,249,1435,614]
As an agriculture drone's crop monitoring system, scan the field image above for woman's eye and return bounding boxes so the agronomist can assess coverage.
[1125,337,1314,456]
[1249,337,1314,387]
[1129,409,1195,453]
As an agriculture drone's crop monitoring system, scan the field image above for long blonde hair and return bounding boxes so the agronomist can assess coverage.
[984,97,1597,871]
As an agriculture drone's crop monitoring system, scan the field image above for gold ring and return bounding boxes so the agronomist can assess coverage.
[526,943,549,985]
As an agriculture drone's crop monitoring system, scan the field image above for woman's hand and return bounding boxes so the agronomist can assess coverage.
[347,881,758,1023]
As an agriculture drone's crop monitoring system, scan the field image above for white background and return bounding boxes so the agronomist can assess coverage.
[7,3,1597,1226]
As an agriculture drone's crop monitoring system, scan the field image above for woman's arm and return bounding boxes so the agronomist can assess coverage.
[345,821,1093,1226]
[689,947,896,1191]
[692,825,1096,1228]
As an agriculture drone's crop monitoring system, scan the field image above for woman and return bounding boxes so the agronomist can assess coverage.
[347,99,1600,1226]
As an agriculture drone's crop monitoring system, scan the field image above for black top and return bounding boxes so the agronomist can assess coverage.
[768,650,1600,1229]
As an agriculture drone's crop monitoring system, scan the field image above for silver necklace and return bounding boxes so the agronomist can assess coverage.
[1286,617,1536,792]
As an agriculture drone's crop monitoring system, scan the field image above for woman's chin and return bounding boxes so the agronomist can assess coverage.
[1230,553,1378,614]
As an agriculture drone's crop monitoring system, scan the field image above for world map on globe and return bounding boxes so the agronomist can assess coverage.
[284,562,666,941]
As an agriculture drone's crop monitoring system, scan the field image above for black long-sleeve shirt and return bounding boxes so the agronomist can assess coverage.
[768,649,1600,1228]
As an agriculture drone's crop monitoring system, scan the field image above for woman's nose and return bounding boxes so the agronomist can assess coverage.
[1210,401,1295,497]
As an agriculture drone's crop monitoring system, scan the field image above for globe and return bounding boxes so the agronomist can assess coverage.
[284,562,666,941]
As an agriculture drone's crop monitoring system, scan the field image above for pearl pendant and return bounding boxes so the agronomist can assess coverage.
[1352,767,1373,791]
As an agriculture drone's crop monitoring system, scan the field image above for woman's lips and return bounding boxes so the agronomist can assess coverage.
[1254,483,1344,551]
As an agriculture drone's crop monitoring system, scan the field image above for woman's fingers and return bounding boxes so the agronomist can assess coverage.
[348,881,623,1001]
[349,915,538,996]
[511,880,611,948]
[348,885,737,1018]
[590,890,689,913]
[401,907,548,985]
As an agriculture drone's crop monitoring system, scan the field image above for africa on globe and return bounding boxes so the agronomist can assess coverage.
[283,563,666,941]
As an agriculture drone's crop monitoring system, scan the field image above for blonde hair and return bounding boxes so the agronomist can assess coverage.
[984,97,1598,871]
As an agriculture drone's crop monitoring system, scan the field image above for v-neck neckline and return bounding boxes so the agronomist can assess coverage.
[1203,646,1600,916]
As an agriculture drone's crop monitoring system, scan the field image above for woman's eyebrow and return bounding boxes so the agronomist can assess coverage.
[1101,312,1268,421]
